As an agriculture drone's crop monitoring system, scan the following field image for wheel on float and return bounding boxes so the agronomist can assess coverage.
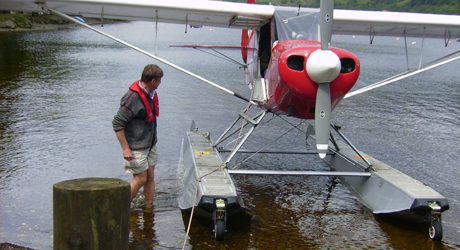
[214,219,225,241]
[429,219,443,241]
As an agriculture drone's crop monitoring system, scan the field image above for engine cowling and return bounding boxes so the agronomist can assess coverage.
[278,45,360,102]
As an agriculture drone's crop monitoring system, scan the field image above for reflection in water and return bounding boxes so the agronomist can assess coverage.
[130,208,157,249]
[0,32,31,187]
[373,215,446,250]
[181,207,252,249]
[0,32,30,83]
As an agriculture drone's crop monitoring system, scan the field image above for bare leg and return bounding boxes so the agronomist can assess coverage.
[130,171,147,201]
[144,165,155,207]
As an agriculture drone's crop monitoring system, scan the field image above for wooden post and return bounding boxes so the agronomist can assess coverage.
[53,178,130,250]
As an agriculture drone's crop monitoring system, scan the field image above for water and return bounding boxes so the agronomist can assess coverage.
[1,22,460,249]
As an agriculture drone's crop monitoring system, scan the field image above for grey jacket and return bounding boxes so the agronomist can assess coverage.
[112,90,157,150]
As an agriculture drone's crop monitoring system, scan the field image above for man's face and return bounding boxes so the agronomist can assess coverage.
[151,77,161,90]
[145,77,161,92]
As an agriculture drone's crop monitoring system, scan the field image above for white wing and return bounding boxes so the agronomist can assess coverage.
[0,0,274,29]
[334,9,460,39]
[2,0,460,38]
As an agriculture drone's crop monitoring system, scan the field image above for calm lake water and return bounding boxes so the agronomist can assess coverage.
[1,21,460,249]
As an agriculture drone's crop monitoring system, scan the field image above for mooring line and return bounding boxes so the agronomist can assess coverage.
[182,178,200,250]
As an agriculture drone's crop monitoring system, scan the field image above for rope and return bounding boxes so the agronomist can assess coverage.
[181,178,200,249]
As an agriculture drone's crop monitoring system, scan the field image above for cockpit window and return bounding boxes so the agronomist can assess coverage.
[274,6,320,42]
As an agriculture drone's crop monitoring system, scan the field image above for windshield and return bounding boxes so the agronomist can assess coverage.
[274,6,320,42]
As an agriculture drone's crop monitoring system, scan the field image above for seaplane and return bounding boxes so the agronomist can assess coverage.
[3,0,460,242]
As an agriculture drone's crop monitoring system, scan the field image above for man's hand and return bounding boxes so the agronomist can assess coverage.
[123,148,133,161]
[115,129,132,161]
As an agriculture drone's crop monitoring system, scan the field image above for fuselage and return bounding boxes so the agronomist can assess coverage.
[241,9,360,119]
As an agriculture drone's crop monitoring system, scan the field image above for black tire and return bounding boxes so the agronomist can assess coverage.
[429,220,443,241]
[215,219,225,241]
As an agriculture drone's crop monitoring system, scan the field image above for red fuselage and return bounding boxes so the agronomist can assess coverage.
[243,35,360,120]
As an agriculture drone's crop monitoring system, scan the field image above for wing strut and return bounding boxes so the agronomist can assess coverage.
[155,10,158,56]
[418,27,426,69]
[344,51,460,99]
[404,30,409,70]
[40,4,255,105]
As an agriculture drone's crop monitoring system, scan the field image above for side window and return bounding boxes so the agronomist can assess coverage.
[259,23,271,76]
[272,18,278,44]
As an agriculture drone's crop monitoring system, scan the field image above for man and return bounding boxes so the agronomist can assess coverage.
[113,64,163,209]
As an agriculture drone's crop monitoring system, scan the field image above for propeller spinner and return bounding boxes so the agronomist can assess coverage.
[306,0,341,158]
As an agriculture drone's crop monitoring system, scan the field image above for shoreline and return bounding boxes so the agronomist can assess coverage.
[0,13,123,32]
[0,242,33,250]
[0,22,83,32]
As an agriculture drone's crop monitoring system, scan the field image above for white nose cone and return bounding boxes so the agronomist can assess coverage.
[306,50,341,83]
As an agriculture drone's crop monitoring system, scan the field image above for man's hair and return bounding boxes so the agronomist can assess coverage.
[141,64,163,82]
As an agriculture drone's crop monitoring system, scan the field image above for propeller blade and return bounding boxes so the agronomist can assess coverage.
[315,83,331,158]
[311,0,334,158]
[320,0,334,50]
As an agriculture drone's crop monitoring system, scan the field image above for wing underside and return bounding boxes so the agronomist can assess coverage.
[1,0,460,38]
[334,9,460,39]
[0,0,274,29]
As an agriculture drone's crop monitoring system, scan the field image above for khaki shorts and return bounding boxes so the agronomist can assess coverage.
[124,146,158,174]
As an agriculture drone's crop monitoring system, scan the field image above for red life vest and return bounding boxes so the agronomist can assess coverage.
[129,80,159,123]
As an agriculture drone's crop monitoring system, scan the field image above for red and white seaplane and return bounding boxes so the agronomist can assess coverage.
[3,0,460,242]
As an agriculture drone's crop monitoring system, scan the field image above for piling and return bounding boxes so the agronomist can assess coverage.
[53,178,130,250]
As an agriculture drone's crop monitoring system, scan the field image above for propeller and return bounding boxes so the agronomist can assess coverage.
[306,0,341,158]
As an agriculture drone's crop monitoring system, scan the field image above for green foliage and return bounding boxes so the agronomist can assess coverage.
[0,14,32,29]
[237,0,460,14]
[0,13,75,30]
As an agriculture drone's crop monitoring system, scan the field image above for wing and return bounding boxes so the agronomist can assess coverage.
[2,0,460,38]
[334,9,460,39]
[0,0,274,29]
